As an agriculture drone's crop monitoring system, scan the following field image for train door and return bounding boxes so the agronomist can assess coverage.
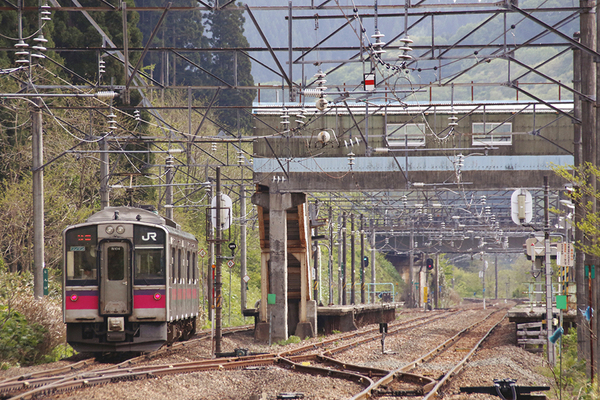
[100,242,131,315]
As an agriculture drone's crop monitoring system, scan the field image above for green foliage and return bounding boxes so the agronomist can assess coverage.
[445,254,531,301]
[52,0,142,85]
[0,306,47,366]
[137,0,208,88]
[205,1,256,131]
[0,266,71,367]
[275,335,301,346]
[545,328,599,399]
[553,162,600,258]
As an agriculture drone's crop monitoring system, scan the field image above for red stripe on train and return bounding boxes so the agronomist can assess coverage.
[134,294,166,309]
[65,296,98,310]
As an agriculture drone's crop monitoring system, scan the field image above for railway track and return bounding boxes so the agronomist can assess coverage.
[351,305,510,399]
[0,324,253,400]
[1,306,513,399]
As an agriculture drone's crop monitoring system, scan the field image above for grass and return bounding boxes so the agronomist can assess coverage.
[544,328,600,400]
[275,335,302,346]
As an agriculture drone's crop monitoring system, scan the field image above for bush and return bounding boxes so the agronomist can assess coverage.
[275,335,301,346]
[547,328,599,399]
[0,267,69,366]
[0,307,47,366]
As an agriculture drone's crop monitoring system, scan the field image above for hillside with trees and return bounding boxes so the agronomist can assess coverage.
[0,1,408,366]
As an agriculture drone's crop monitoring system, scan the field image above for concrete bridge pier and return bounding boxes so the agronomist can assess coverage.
[252,186,316,342]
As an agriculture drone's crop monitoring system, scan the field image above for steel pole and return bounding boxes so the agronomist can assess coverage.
[342,212,347,305]
[32,98,44,299]
[240,184,247,311]
[215,167,222,355]
[350,213,355,305]
[360,214,365,304]
[328,207,334,305]
[370,219,376,303]
[544,176,556,366]
[99,138,109,210]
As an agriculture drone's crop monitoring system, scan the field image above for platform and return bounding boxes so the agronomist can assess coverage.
[508,304,577,352]
[507,305,577,328]
[243,302,402,337]
[317,303,400,335]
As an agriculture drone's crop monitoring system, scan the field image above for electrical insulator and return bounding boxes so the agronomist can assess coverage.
[40,3,51,21]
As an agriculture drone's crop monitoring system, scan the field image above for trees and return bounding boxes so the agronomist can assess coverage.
[52,0,142,85]
[205,2,256,132]
[136,0,208,88]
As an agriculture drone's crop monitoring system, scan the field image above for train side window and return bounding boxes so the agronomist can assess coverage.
[178,248,182,283]
[171,246,176,282]
[192,253,196,281]
[187,251,191,283]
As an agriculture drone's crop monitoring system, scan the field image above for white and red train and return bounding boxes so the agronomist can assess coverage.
[63,206,199,353]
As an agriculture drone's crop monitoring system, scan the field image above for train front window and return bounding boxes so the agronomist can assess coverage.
[107,246,125,280]
[65,226,97,285]
[135,247,165,285]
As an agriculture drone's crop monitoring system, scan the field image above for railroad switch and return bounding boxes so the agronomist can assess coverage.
[461,379,550,400]
[215,348,269,358]
[215,348,249,357]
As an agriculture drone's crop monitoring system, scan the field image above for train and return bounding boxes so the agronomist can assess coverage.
[63,206,199,353]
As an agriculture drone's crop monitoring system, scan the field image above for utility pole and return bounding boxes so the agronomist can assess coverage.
[215,167,222,355]
[495,254,498,300]
[409,221,414,308]
[328,207,334,305]
[544,176,556,366]
[337,214,343,305]
[434,253,439,309]
[99,138,109,210]
[342,212,347,305]
[32,98,44,299]
[360,214,365,304]
[482,256,486,310]
[313,201,320,303]
[240,184,247,311]
[573,30,588,364]
[581,0,596,375]
[351,213,355,305]
[208,185,214,321]
[370,219,376,303]
[165,155,174,221]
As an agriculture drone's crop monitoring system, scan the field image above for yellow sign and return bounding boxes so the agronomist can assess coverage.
[424,287,428,302]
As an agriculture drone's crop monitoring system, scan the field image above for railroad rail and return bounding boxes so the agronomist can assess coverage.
[0,324,253,399]
[2,307,512,400]
[351,306,510,399]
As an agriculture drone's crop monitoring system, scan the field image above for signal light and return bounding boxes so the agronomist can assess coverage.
[154,293,162,301]
[70,294,78,302]
[363,256,369,267]
[426,258,434,271]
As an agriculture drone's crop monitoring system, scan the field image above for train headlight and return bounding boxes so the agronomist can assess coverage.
[105,226,114,234]
[116,225,125,234]
[70,294,78,302]
[154,293,162,301]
